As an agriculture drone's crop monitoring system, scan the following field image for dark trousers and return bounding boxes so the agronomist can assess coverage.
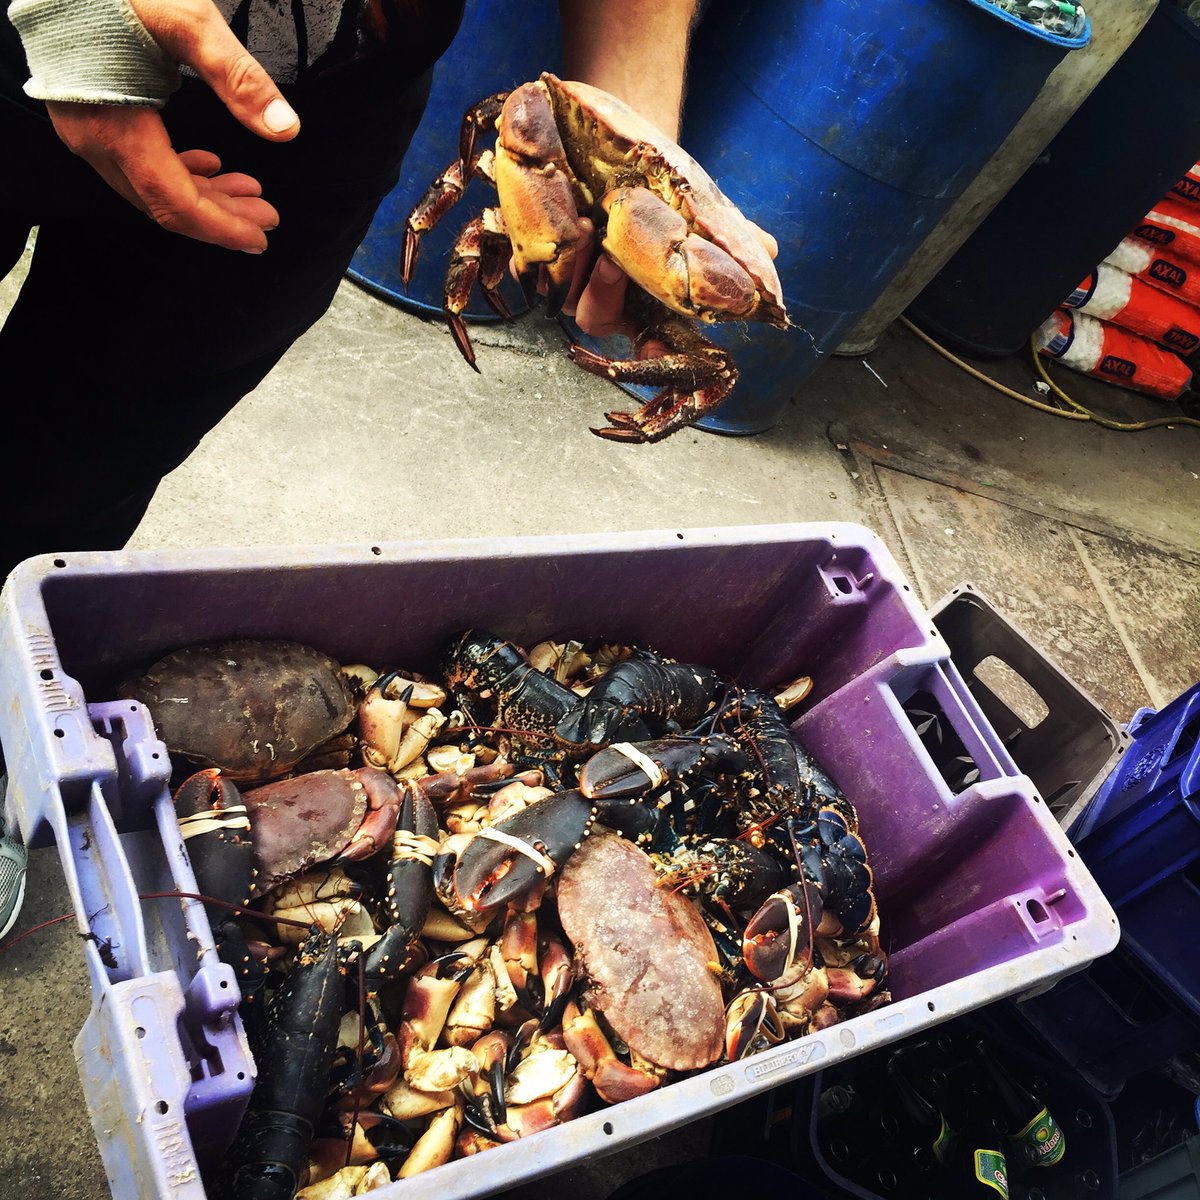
[0,10,460,580]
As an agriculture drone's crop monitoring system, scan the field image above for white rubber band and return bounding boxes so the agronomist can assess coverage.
[476,826,557,876]
[392,830,441,867]
[610,742,666,788]
[177,807,251,841]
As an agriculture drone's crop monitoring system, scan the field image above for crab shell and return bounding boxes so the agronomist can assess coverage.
[496,73,787,329]
[243,766,401,892]
[118,639,356,783]
[556,831,725,1072]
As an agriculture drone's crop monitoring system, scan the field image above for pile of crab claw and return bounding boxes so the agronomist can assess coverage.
[119,630,888,1199]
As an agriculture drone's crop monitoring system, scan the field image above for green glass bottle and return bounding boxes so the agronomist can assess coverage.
[888,1053,1010,1198]
[976,1040,1066,1170]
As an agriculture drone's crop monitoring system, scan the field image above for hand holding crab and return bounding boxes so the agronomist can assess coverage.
[402,72,788,444]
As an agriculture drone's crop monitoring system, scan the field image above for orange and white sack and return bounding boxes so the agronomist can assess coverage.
[1065,263,1200,356]
[1168,161,1200,215]
[1129,202,1200,268]
[1105,238,1200,308]
[1035,309,1192,401]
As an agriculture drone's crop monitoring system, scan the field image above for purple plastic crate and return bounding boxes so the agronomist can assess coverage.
[0,525,1119,1200]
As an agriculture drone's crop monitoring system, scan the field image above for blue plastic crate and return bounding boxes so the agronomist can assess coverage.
[1073,682,1200,1020]
[1016,681,1200,1096]
[1070,681,1200,845]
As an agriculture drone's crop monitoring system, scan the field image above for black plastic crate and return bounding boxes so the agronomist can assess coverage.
[713,1012,1118,1200]
[1120,1136,1200,1199]
[929,582,1130,824]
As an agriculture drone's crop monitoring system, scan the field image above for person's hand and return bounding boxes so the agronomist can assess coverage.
[45,0,301,251]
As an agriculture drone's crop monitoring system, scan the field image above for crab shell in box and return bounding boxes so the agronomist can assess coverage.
[119,638,356,783]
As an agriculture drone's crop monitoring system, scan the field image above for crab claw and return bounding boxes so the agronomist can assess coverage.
[826,951,888,1006]
[724,989,786,1061]
[561,1000,661,1104]
[452,789,597,912]
[743,881,823,984]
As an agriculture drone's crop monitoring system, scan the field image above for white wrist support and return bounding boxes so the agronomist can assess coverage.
[9,0,181,107]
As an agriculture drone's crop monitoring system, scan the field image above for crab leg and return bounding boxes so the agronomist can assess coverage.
[458,91,509,180]
[444,208,513,370]
[569,310,738,443]
[400,107,501,288]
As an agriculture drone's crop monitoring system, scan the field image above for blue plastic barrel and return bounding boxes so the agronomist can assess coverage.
[670,0,1090,433]
[907,2,1200,359]
[346,0,562,318]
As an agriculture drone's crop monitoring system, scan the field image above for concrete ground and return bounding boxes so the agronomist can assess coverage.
[2,236,1199,1199]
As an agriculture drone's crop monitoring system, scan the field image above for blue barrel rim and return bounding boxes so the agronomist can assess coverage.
[962,0,1091,50]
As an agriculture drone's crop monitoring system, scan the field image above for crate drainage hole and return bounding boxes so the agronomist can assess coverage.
[902,689,982,792]
[1025,898,1050,923]
[973,656,1050,729]
[135,1027,146,1039]
[603,1122,613,1135]
[155,1101,169,1115]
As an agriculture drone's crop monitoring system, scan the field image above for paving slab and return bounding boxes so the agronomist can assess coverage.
[128,280,875,553]
[823,322,1200,563]
[0,846,108,1198]
[1072,530,1200,712]
[873,465,1157,724]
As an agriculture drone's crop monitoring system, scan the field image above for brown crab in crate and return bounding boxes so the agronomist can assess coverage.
[402,72,788,443]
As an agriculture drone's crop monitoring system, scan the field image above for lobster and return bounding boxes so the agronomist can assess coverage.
[553,647,722,748]
[441,630,585,774]
[218,927,347,1200]
[450,736,741,914]
[361,784,439,990]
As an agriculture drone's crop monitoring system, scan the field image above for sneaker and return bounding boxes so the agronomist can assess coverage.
[0,833,27,941]
[0,771,27,941]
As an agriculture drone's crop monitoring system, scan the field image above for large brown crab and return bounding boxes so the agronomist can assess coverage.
[402,72,788,443]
